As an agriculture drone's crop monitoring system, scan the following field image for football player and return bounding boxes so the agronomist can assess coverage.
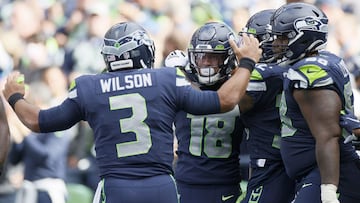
[2,21,261,203]
[271,3,360,203]
[172,22,244,203]
[239,9,296,203]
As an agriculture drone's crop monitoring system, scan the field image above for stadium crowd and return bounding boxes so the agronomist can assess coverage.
[1,0,360,202]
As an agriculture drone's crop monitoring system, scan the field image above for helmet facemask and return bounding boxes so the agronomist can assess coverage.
[188,22,238,88]
[189,51,230,86]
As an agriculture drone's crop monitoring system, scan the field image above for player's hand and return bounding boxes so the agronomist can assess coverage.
[165,50,188,69]
[321,184,340,203]
[229,33,262,64]
[2,71,26,100]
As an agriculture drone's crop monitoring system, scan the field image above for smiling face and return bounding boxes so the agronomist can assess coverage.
[187,22,237,87]
[195,53,226,72]
[189,51,228,86]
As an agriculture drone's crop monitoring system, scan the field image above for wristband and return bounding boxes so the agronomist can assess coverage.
[7,93,24,110]
[238,57,256,72]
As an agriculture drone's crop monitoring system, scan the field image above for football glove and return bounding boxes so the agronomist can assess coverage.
[339,111,360,143]
[164,50,188,69]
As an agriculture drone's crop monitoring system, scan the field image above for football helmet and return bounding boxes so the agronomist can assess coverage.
[243,9,275,63]
[101,22,155,72]
[188,22,238,88]
[269,3,328,65]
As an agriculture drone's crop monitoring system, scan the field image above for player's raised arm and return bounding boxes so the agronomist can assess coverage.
[2,72,41,132]
[217,34,262,112]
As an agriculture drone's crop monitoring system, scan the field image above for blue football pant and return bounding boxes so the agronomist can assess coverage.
[177,181,241,203]
[338,160,360,202]
[293,160,360,203]
[241,163,295,203]
[93,174,179,203]
[292,167,321,203]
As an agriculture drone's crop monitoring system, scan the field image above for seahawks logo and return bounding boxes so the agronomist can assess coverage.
[294,16,328,33]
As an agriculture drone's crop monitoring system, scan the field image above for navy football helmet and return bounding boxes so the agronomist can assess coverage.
[243,9,275,63]
[101,22,155,72]
[269,3,328,65]
[188,22,238,88]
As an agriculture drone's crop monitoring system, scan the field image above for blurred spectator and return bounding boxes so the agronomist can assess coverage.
[0,31,23,75]
[316,0,360,58]
[0,160,18,203]
[66,122,99,192]
[8,82,72,203]
[68,2,111,76]
[1,0,360,201]
[0,42,13,78]
[41,66,69,105]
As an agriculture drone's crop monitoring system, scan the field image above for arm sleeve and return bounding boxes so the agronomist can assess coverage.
[245,67,268,104]
[178,86,220,115]
[172,67,221,114]
[8,142,24,165]
[39,99,83,133]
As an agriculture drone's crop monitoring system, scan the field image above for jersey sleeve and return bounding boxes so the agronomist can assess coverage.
[174,68,221,115]
[287,61,334,90]
[39,99,82,133]
[246,68,267,104]
[39,78,84,133]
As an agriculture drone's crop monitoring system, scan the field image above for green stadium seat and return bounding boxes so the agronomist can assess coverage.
[66,183,94,203]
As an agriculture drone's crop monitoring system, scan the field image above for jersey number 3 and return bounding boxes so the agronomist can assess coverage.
[109,93,152,158]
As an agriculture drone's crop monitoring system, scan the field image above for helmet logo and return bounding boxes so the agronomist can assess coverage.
[294,17,328,33]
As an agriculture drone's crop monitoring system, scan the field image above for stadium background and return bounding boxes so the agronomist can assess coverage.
[1,0,360,202]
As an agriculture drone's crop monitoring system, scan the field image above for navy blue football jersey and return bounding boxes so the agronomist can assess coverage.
[280,51,359,179]
[39,67,222,179]
[241,63,286,167]
[174,106,243,185]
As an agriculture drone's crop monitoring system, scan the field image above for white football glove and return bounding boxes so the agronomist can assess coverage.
[164,50,188,68]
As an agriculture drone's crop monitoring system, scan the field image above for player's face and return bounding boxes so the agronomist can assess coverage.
[272,35,288,59]
[195,53,225,71]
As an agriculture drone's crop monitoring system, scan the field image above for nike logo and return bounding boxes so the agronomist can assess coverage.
[222,195,234,201]
[306,69,318,73]
[302,183,312,188]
